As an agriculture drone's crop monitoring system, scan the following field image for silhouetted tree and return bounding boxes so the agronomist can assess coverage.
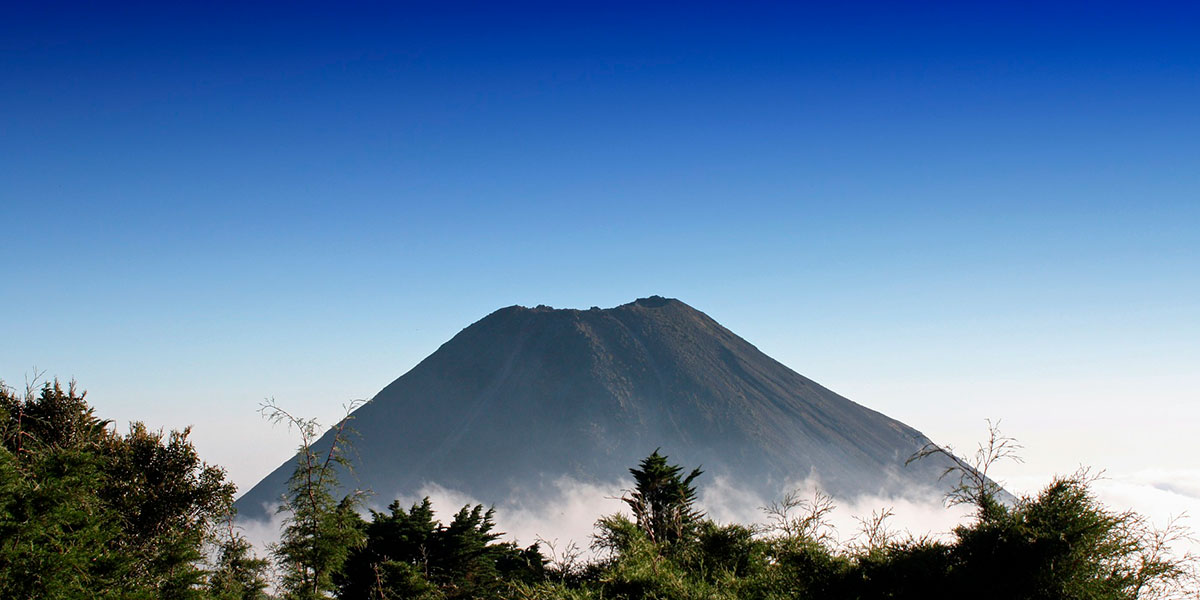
[337,497,544,600]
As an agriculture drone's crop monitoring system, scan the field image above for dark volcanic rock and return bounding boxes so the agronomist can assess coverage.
[236,297,960,521]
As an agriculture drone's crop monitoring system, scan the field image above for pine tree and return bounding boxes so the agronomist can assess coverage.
[337,497,545,600]
[623,450,704,546]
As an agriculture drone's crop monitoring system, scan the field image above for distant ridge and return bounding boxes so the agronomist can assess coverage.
[236,296,962,521]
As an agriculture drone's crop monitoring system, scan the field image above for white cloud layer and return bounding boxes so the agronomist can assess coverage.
[237,474,971,558]
[236,467,1200,569]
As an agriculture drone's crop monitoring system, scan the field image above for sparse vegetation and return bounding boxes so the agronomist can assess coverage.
[262,398,366,600]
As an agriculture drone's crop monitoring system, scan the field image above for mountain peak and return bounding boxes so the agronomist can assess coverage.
[236,297,960,522]
[625,295,680,308]
[500,295,686,314]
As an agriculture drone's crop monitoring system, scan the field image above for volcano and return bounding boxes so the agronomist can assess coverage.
[236,297,961,521]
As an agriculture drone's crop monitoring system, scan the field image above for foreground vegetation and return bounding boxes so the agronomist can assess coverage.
[2,379,1195,599]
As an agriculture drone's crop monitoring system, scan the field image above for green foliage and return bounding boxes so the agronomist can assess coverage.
[263,399,367,600]
[837,538,953,600]
[948,472,1192,600]
[689,521,766,579]
[4,379,1195,600]
[623,450,704,546]
[0,428,120,598]
[207,524,271,600]
[337,497,545,600]
[336,497,439,599]
[514,443,1197,600]
[104,422,238,596]
[0,378,238,599]
[584,514,764,600]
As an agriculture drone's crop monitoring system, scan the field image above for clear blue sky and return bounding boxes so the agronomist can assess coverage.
[3,1,1198,501]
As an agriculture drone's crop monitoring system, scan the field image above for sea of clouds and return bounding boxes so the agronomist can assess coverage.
[240,464,1200,568]
[241,472,972,558]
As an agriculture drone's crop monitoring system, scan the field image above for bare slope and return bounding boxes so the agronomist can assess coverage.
[236,297,957,521]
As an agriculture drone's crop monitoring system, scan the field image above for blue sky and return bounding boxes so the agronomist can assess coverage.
[3,1,1198,505]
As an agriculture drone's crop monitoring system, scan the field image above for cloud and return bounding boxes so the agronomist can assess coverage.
[234,502,287,557]
[701,473,973,547]
[1000,467,1200,561]
[1091,469,1200,556]
[237,467,1200,565]
[373,477,629,556]
[239,474,970,554]
[374,473,974,554]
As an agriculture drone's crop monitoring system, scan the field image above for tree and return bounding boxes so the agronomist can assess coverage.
[262,398,366,600]
[337,497,545,600]
[943,470,1199,600]
[910,421,1198,600]
[0,377,236,599]
[623,450,704,546]
[907,418,1022,518]
[336,497,440,600]
[102,422,236,597]
[207,520,271,600]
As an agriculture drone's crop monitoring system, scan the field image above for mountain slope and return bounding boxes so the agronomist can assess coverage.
[236,297,960,521]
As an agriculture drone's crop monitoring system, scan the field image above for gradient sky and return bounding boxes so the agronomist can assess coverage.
[3,1,1198,518]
